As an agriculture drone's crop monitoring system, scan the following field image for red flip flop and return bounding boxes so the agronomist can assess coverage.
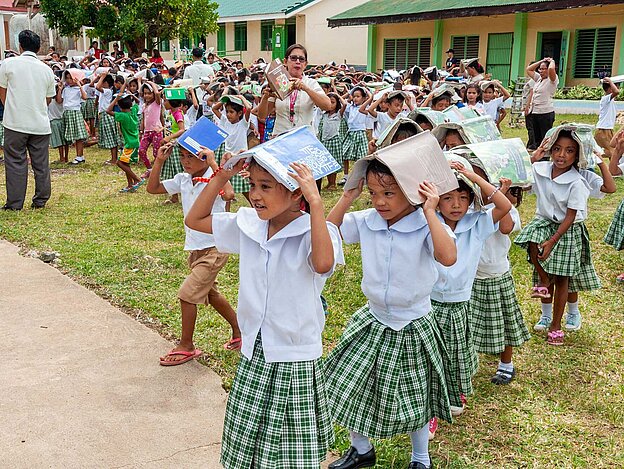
[159,348,202,366]
[223,338,242,351]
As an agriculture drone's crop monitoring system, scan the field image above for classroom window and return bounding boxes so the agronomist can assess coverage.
[217,24,226,54]
[451,35,480,60]
[234,22,247,51]
[573,27,616,79]
[261,20,274,51]
[383,38,431,70]
[159,39,170,52]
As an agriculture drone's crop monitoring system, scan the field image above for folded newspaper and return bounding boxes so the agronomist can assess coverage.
[407,108,447,129]
[375,117,423,149]
[444,152,484,210]
[543,123,600,169]
[432,115,502,146]
[450,138,534,187]
[442,105,481,123]
[222,126,340,191]
[344,131,458,205]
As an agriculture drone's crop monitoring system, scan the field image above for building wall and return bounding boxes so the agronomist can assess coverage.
[373,4,624,87]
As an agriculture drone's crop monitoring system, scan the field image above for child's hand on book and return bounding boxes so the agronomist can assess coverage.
[289,162,320,204]
[197,148,216,166]
[156,142,175,161]
[499,177,512,194]
[419,181,439,213]
[343,178,364,203]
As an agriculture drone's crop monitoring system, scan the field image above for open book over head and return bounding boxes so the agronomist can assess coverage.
[222,126,340,191]
[177,117,229,156]
[375,117,423,149]
[444,152,484,210]
[433,115,501,146]
[344,131,458,205]
[442,105,481,123]
[266,58,293,100]
[544,123,600,169]
[407,108,447,129]
[450,138,534,187]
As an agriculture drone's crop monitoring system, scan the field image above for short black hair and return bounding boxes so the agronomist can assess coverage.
[225,101,244,114]
[432,94,451,106]
[457,179,475,203]
[192,47,203,59]
[388,94,405,105]
[168,99,183,108]
[391,123,419,144]
[18,30,41,53]
[366,159,397,187]
[115,75,125,85]
[103,74,115,88]
[118,95,133,110]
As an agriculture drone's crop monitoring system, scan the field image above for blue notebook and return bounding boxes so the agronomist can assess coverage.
[178,117,229,156]
[223,126,341,191]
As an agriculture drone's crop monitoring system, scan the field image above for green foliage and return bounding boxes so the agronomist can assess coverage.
[39,0,219,52]
[554,85,624,101]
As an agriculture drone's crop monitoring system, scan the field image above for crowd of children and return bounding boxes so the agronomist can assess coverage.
[16,45,624,468]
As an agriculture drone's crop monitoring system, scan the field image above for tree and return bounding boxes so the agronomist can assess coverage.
[39,0,219,55]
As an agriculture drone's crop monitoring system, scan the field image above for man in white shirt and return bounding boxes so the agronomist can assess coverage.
[182,48,215,85]
[0,30,56,210]
[595,77,619,158]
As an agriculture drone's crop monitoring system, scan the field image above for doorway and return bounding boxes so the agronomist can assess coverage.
[486,32,513,85]
[286,18,296,48]
[536,31,569,87]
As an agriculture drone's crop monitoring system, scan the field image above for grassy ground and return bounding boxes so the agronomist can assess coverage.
[1,114,623,467]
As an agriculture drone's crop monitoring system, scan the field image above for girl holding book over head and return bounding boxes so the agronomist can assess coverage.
[185,148,344,469]
[325,130,458,469]
[338,85,372,186]
[514,129,600,346]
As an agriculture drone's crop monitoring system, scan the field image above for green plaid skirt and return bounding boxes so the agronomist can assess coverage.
[515,218,601,290]
[215,143,250,193]
[604,199,624,251]
[160,145,184,180]
[63,109,88,143]
[49,118,66,149]
[321,135,344,165]
[221,335,333,469]
[431,300,478,397]
[81,98,97,120]
[98,112,118,149]
[324,305,455,439]
[470,272,531,355]
[341,130,368,161]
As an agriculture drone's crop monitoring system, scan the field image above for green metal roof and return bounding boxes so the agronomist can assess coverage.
[329,0,624,26]
[217,0,317,19]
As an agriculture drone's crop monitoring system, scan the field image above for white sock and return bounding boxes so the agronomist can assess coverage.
[567,301,580,316]
[498,360,514,373]
[541,302,553,319]
[349,430,372,454]
[410,424,431,466]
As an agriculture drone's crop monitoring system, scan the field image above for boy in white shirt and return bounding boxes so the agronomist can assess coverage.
[368,91,413,140]
[480,80,511,129]
[147,142,240,365]
[595,77,619,158]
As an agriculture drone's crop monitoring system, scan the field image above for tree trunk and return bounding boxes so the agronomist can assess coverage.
[125,37,146,59]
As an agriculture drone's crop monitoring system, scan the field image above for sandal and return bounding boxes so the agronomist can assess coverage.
[547,330,564,346]
[616,273,624,283]
[223,337,242,351]
[159,348,202,366]
[531,285,551,299]
[491,368,515,385]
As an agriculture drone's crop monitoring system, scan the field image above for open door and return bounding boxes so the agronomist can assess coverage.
[558,30,570,88]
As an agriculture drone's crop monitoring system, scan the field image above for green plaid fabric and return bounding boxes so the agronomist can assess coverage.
[321,135,344,164]
[324,305,455,439]
[49,118,66,149]
[81,98,97,120]
[470,272,531,355]
[63,109,88,143]
[341,130,368,161]
[431,300,478,397]
[221,335,333,469]
[214,143,249,193]
[0,121,4,147]
[215,142,225,164]
[339,117,348,139]
[98,112,118,149]
[160,145,184,180]
[604,199,624,251]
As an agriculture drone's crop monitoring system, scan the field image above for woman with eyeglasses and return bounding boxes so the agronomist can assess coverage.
[257,44,332,137]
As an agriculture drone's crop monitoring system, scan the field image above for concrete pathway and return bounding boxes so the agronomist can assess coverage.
[0,240,227,468]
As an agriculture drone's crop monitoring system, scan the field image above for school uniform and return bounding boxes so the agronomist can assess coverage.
[514,162,601,291]
[595,94,617,158]
[61,86,88,143]
[342,103,368,161]
[219,113,250,193]
[470,206,531,355]
[324,208,458,439]
[96,88,118,149]
[48,99,66,149]
[482,97,505,123]
[81,85,97,121]
[213,208,344,469]
[431,208,498,397]
[373,111,407,139]
[318,112,343,164]
[160,109,185,180]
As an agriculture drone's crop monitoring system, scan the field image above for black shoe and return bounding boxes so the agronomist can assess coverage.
[328,446,376,469]
[1,205,20,211]
[30,203,45,209]
[408,462,432,469]
[491,368,515,385]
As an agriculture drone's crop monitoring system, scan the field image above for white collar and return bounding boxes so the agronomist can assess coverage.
[236,208,310,244]
[364,208,426,233]
[437,210,481,234]
[534,161,583,185]
[21,51,37,58]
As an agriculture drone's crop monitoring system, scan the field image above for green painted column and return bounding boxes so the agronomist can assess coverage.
[367,24,377,72]
[433,19,444,68]
[510,12,528,80]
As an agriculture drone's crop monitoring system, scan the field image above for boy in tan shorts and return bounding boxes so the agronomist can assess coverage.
[147,142,241,365]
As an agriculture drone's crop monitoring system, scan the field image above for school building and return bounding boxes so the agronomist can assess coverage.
[194,0,370,66]
[329,0,624,87]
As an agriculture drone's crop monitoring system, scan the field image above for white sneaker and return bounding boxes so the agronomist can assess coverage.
[564,313,582,331]
[534,315,552,331]
[70,156,85,165]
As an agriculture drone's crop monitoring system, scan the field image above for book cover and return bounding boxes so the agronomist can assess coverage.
[407,108,447,128]
[266,59,293,101]
[177,117,229,155]
[433,116,501,146]
[375,117,423,149]
[544,123,600,169]
[451,138,534,187]
[223,126,341,191]
[345,131,458,205]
